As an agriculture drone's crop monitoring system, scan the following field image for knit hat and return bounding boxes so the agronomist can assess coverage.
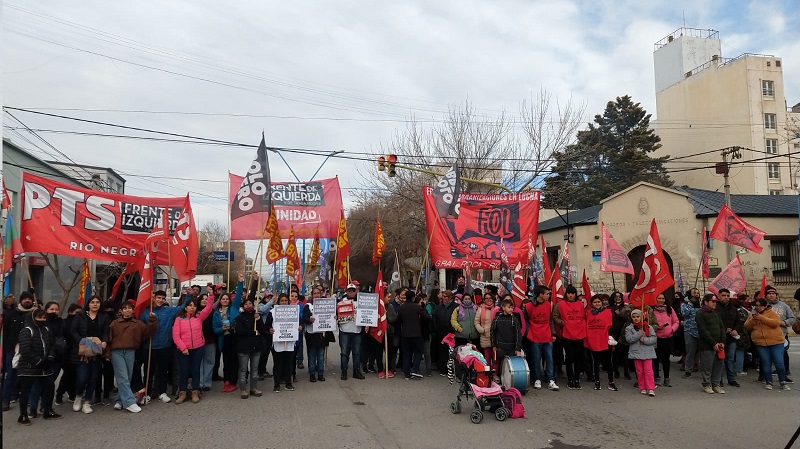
[764,285,778,295]
[630,309,643,317]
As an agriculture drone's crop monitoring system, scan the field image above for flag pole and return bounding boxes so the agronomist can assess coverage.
[255,211,268,294]
[415,225,435,292]
[693,256,702,290]
[226,171,232,290]
[611,272,616,291]
[23,258,37,305]
[143,263,155,406]
[331,218,341,294]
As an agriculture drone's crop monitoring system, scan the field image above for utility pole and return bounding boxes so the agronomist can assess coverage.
[716,146,744,264]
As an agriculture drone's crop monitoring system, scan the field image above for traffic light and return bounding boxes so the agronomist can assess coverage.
[377,156,386,172]
[387,154,397,177]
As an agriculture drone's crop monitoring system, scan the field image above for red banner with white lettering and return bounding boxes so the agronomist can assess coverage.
[229,174,343,240]
[20,173,191,263]
[423,187,540,270]
[708,255,747,297]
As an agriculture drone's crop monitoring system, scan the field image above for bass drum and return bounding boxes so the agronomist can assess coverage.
[501,355,530,395]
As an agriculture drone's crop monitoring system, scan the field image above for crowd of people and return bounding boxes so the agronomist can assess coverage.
[2,271,797,427]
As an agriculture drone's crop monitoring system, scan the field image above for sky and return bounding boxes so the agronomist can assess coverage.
[2,0,799,273]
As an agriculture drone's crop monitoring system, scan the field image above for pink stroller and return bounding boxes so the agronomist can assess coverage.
[444,334,509,424]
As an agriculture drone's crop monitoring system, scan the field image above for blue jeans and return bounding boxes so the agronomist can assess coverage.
[111,349,136,407]
[178,348,203,392]
[307,346,325,378]
[530,341,555,382]
[755,344,787,385]
[200,343,216,389]
[724,341,744,382]
[2,351,17,402]
[339,332,362,372]
[75,358,101,401]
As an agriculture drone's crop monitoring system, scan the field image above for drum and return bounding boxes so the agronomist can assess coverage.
[501,356,530,395]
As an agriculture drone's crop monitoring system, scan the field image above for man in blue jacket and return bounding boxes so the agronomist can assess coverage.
[140,290,185,404]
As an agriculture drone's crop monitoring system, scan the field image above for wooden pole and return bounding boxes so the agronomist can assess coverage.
[226,171,232,290]
[331,221,341,294]
[23,258,38,305]
[693,256,702,290]
[611,272,616,291]
[415,228,435,292]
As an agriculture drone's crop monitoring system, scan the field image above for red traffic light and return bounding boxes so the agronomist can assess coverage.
[387,154,397,163]
[377,156,386,171]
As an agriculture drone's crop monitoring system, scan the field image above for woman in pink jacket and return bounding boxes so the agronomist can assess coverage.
[652,292,680,387]
[172,298,215,404]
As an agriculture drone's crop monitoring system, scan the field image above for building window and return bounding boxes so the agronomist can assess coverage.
[769,190,783,195]
[764,113,776,129]
[765,138,778,154]
[770,239,799,283]
[762,80,774,97]
[768,163,780,179]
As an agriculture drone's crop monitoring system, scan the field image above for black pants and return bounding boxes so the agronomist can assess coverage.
[563,338,585,383]
[495,348,511,379]
[553,337,565,374]
[258,333,272,375]
[401,337,423,376]
[436,337,450,372]
[367,337,385,372]
[145,347,173,397]
[654,337,674,379]
[56,362,76,399]
[590,349,613,383]
[361,333,372,370]
[95,358,115,400]
[272,350,294,387]
[388,337,401,373]
[20,376,54,417]
[222,336,239,384]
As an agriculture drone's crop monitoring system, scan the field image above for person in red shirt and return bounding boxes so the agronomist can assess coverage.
[553,285,586,390]
[585,295,615,391]
[524,285,559,391]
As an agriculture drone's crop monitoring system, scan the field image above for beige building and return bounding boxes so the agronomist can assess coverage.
[652,28,796,196]
[538,182,799,311]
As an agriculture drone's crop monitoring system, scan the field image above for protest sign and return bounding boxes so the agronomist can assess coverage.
[308,298,337,333]
[272,305,299,342]
[355,293,379,327]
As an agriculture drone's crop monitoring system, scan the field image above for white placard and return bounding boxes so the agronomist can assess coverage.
[308,298,337,333]
[272,305,299,342]
[355,292,379,327]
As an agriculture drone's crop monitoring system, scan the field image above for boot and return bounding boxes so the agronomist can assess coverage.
[353,369,365,380]
[341,370,348,381]
[250,388,263,397]
[240,389,249,399]
[191,391,200,403]
[18,414,32,426]
[664,378,672,387]
[175,391,187,404]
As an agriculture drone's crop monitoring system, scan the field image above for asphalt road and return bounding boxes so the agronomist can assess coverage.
[3,338,799,449]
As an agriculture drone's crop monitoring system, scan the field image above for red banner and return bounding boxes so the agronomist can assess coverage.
[423,187,540,269]
[709,205,766,254]
[630,220,674,308]
[229,174,343,240]
[20,173,191,263]
[600,222,634,274]
[708,255,747,297]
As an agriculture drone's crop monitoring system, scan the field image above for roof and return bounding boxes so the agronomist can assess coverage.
[44,160,126,183]
[538,205,601,232]
[673,186,798,217]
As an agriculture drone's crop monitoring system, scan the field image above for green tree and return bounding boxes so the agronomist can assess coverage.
[541,95,671,209]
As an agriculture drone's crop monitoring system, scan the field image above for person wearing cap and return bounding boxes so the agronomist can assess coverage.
[695,293,726,394]
[337,283,365,380]
[763,285,796,382]
[625,308,657,396]
[744,298,791,390]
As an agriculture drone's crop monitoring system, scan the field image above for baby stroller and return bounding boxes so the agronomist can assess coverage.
[444,334,509,424]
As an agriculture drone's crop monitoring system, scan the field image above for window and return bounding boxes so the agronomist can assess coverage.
[770,239,799,283]
[769,190,783,195]
[765,138,778,154]
[762,80,774,96]
[768,163,780,179]
[764,113,777,129]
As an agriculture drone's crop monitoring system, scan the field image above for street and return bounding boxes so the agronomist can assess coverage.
[3,338,799,449]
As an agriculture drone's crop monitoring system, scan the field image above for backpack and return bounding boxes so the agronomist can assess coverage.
[500,387,527,419]
[11,327,34,369]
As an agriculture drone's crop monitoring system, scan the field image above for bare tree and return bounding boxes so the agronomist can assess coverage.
[199,219,227,250]
[40,253,82,311]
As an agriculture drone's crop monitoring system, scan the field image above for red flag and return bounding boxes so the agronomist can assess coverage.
[168,196,198,282]
[285,226,301,276]
[550,261,564,305]
[134,210,169,316]
[758,274,768,299]
[1,180,11,212]
[372,218,385,266]
[265,204,285,264]
[511,262,527,307]
[134,247,154,318]
[581,269,592,300]
[370,271,388,342]
[708,255,747,297]
[600,222,634,274]
[110,262,138,301]
[540,235,552,290]
[629,219,674,308]
[709,205,766,254]
[702,226,710,279]
[335,210,351,289]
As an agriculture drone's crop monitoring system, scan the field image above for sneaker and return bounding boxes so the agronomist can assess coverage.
[114,403,123,410]
[353,370,366,380]
[533,380,542,390]
[367,366,377,373]
[728,381,741,387]
[387,372,394,378]
[682,372,692,379]
[250,389,263,397]
[82,403,94,414]
[548,380,560,391]
[43,411,63,419]
[567,381,576,390]
[712,386,726,394]
[18,415,32,426]
[378,372,385,379]
[72,398,83,412]
[158,393,172,404]
[309,377,317,383]
[273,385,281,393]
[297,363,305,369]
[780,383,791,391]
[647,390,655,397]
[663,378,672,387]
[738,372,747,376]
[285,383,295,391]
[576,381,582,390]
[703,386,714,394]
[765,383,773,390]
[411,372,423,379]
[240,390,249,399]
[608,383,618,391]
[640,390,647,395]
[54,396,64,406]
[785,377,794,384]
[594,381,601,391]
[318,376,326,382]
[125,404,142,413]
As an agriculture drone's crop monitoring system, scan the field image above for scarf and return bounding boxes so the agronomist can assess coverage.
[590,306,605,315]
[457,299,476,320]
[17,303,36,313]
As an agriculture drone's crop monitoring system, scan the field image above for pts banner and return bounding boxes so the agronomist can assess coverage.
[423,187,540,269]
[21,173,191,263]
[229,174,343,240]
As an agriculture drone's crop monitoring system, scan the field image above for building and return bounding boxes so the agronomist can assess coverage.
[653,27,796,195]
[46,161,126,194]
[537,182,799,311]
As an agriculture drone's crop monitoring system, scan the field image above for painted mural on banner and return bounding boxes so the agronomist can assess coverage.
[422,187,540,269]
[228,174,343,240]
[20,172,192,263]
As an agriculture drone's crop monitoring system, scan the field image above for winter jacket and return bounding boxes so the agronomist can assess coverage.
[108,316,158,352]
[172,305,215,352]
[233,310,267,353]
[46,315,68,359]
[433,300,458,335]
[200,306,216,344]
[16,318,55,377]
[3,303,35,354]
[744,307,785,347]
[681,301,701,338]
[524,300,555,344]
[625,324,657,360]
[451,302,478,340]
[609,303,628,340]
[695,307,725,351]
[211,281,245,347]
[140,303,185,350]
[714,301,741,343]
[69,311,110,364]
[474,305,498,348]
[397,302,431,338]
[653,306,680,339]
[490,312,522,352]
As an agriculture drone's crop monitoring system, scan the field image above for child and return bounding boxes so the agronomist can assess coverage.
[172,298,215,404]
[625,308,657,396]
[490,298,522,382]
[108,302,157,412]
[585,295,615,391]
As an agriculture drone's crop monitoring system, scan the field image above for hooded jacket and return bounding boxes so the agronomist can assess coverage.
[625,323,657,359]
[3,302,36,354]
[172,304,215,352]
[744,307,785,347]
[16,317,55,377]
